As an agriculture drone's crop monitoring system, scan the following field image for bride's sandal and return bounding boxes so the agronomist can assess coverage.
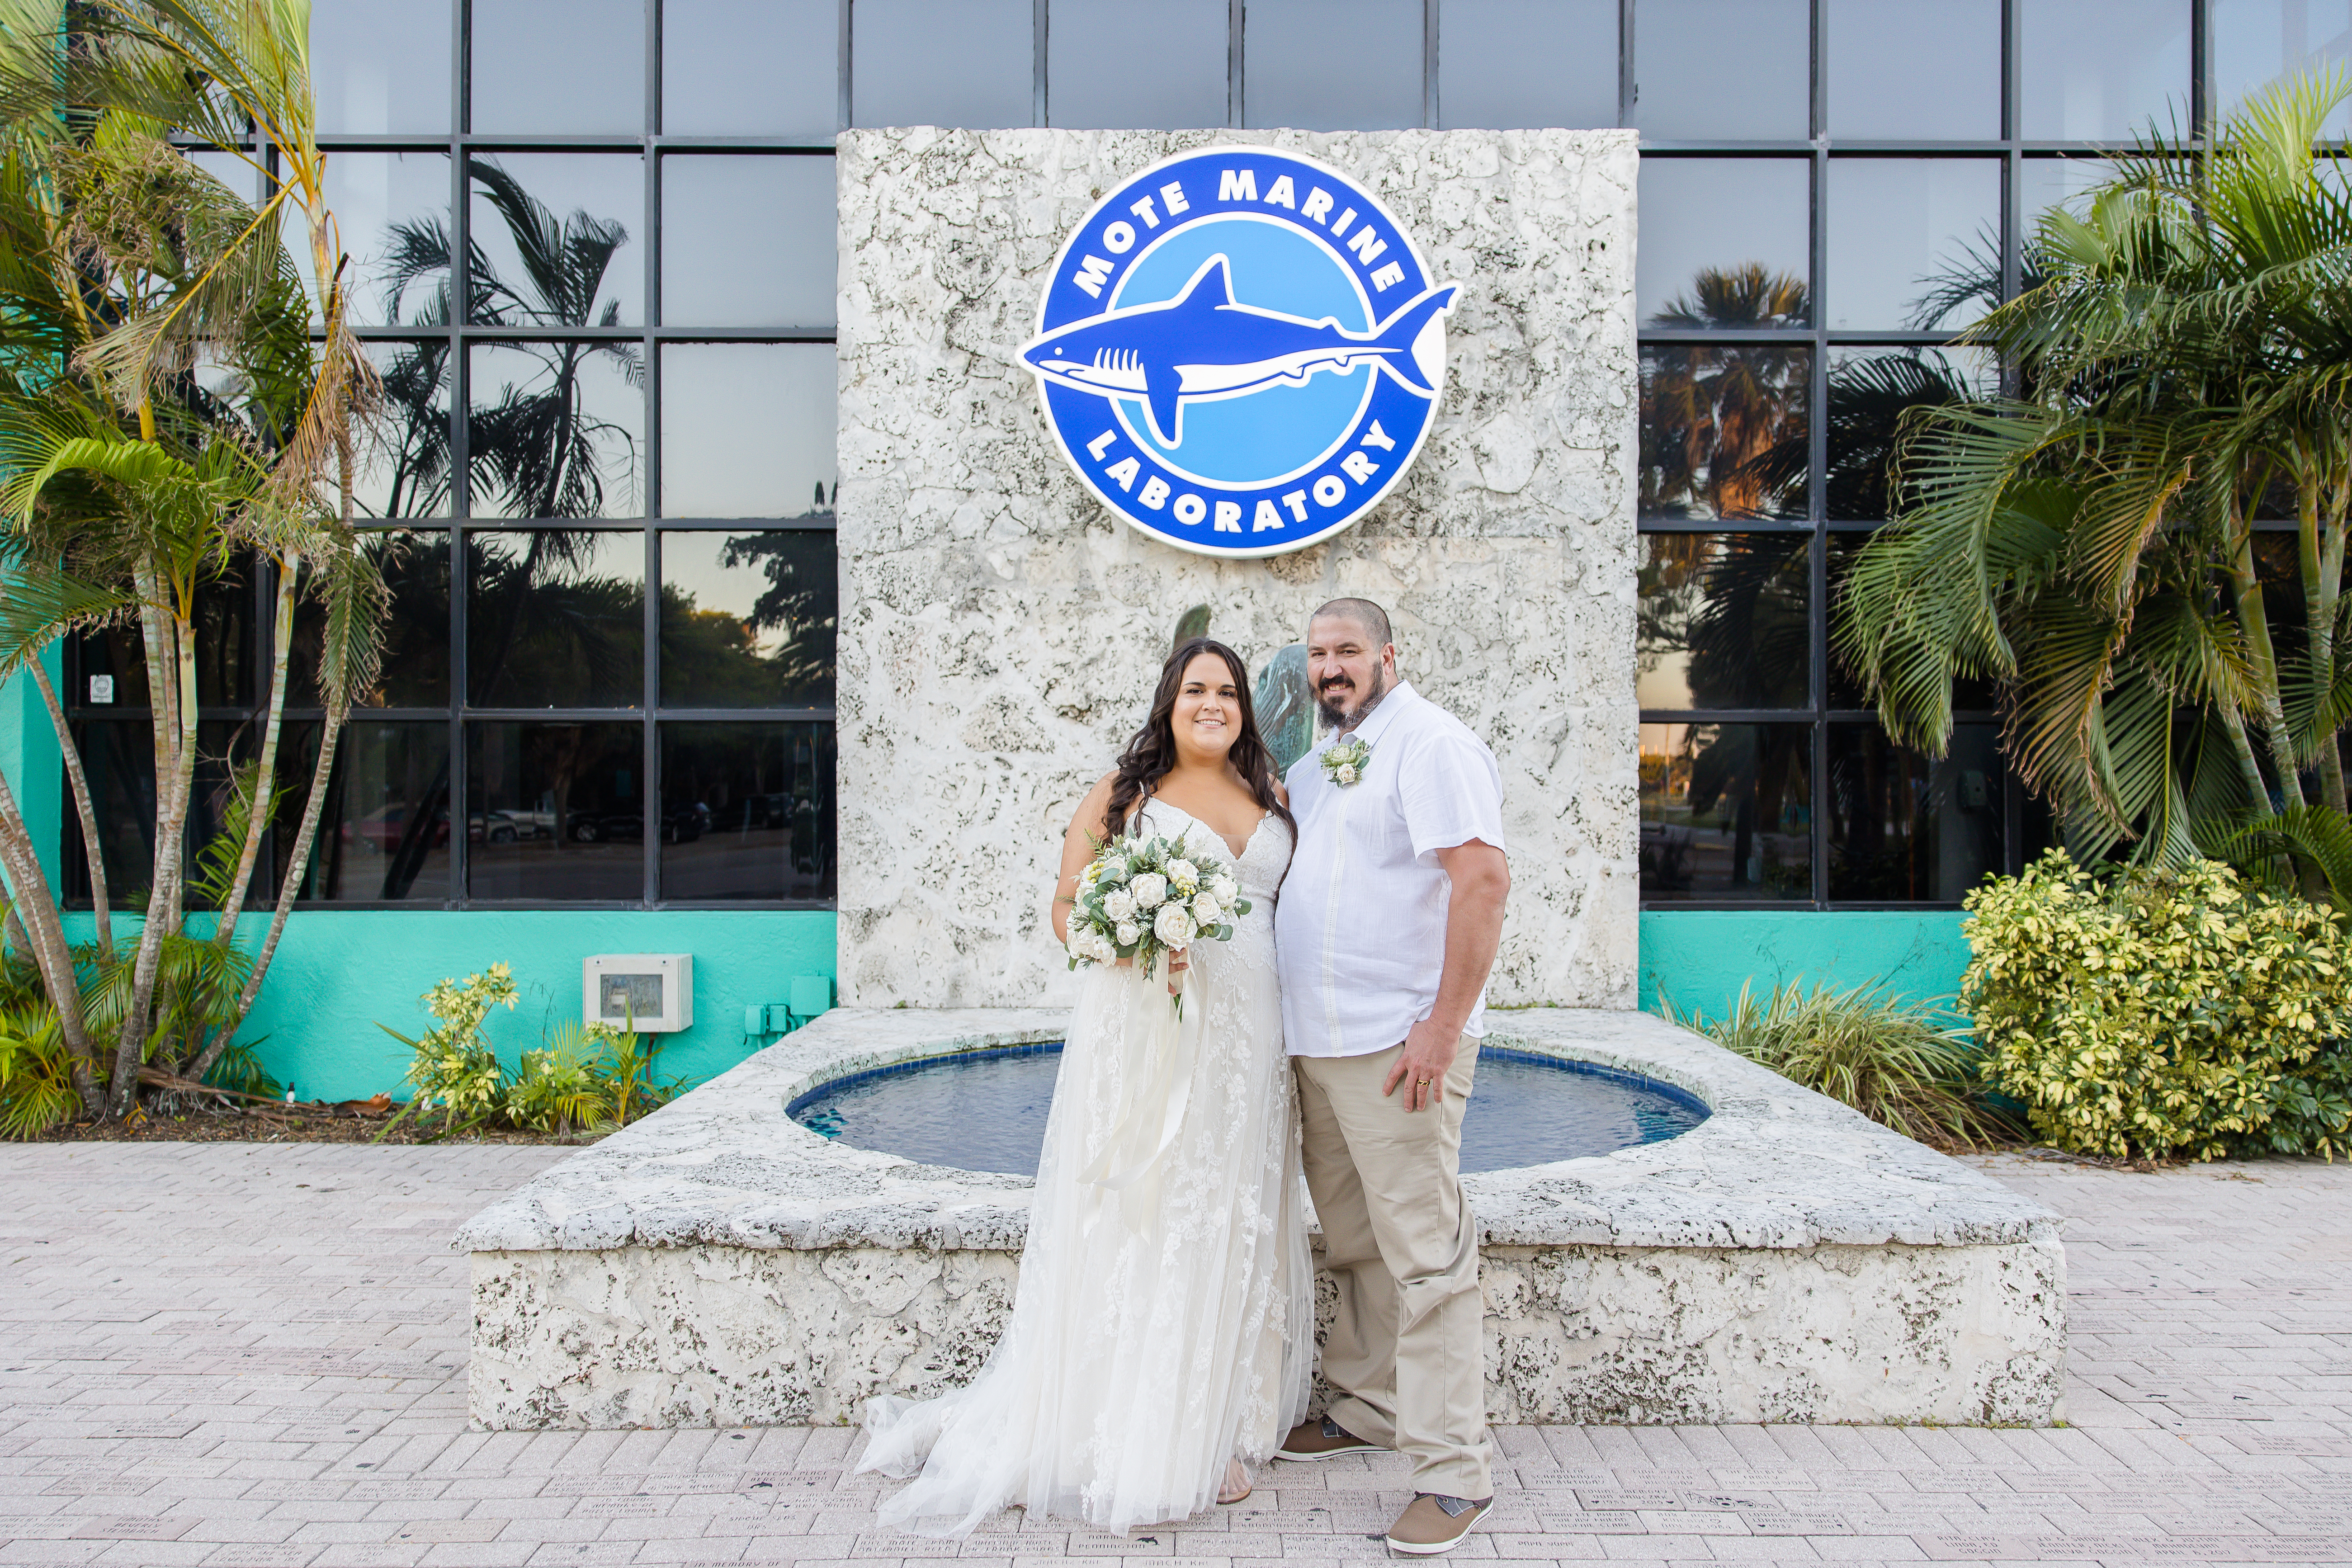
[1217,1459,1253,1506]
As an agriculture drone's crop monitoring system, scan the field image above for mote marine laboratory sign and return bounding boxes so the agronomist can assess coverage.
[1020,146,1458,558]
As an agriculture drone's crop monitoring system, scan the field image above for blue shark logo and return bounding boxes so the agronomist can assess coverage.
[1026,146,1457,558]
[1021,255,1458,448]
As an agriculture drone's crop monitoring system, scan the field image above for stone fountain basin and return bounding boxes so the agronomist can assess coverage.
[456,1007,2065,1430]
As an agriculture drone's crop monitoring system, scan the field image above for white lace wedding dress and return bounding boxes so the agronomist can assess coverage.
[857,798,1311,1536]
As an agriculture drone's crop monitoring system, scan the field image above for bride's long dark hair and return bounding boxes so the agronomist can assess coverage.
[1105,637,1296,846]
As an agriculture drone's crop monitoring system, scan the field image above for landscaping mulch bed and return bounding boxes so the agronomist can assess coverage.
[33,1108,604,1146]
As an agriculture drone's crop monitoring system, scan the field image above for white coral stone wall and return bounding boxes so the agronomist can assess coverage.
[835,128,1640,1009]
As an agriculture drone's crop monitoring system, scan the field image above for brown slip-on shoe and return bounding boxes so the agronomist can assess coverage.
[1273,1416,1382,1461]
[1384,1493,1493,1555]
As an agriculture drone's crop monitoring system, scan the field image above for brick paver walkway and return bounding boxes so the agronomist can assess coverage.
[1,1143,2346,1567]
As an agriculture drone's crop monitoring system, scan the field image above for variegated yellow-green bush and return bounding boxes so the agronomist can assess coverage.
[1963,850,2352,1161]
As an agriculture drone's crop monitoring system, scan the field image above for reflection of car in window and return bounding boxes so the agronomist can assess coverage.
[568,804,708,843]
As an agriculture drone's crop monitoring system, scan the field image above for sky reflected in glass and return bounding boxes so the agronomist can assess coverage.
[662,156,835,327]
[2019,0,2191,141]
[1635,0,1809,139]
[471,0,643,135]
[312,0,452,134]
[1440,0,1616,129]
[1247,0,1423,130]
[854,0,1034,128]
[1637,158,1809,325]
[1827,0,1999,139]
[468,154,642,329]
[1827,159,1999,331]
[666,0,837,137]
[1050,0,1228,128]
[661,344,835,519]
[468,344,645,520]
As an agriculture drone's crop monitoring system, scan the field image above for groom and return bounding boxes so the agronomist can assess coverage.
[1273,598,1510,1556]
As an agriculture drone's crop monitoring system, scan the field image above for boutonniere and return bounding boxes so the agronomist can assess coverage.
[1322,735,1372,787]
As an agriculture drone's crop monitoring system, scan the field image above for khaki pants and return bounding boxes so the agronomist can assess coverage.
[1294,1041,1491,1500]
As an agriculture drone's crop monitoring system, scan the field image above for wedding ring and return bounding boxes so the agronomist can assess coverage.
[1416,1077,1431,1086]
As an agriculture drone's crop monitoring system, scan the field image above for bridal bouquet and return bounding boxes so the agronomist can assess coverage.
[1065,834,1249,997]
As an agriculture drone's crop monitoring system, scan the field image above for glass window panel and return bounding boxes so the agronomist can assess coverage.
[467,722,646,899]
[66,567,256,712]
[1050,0,1228,128]
[660,344,835,518]
[1825,348,1994,522]
[665,0,838,138]
[661,531,837,707]
[660,722,836,899]
[1826,159,1999,331]
[2215,1,2352,134]
[1640,722,1814,902]
[298,154,449,329]
[1826,0,1999,140]
[71,623,150,711]
[1440,0,1616,129]
[1826,531,1999,709]
[2019,0,2192,142]
[1639,345,1811,522]
[188,719,261,907]
[2019,156,2120,276]
[188,150,255,204]
[470,0,645,135]
[468,154,642,328]
[1638,534,1810,710]
[1826,724,2006,902]
[311,0,453,134]
[71,722,156,906]
[467,343,645,519]
[853,0,1034,128]
[276,721,454,903]
[358,341,453,520]
[1245,0,1423,131]
[1637,158,1809,326]
[466,531,646,708]
[291,531,451,710]
[1634,0,1809,140]
[661,156,835,327]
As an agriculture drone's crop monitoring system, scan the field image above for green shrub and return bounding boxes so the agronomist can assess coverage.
[378,962,518,1135]
[0,1003,77,1139]
[380,965,690,1140]
[1664,979,2020,1150]
[1963,850,2352,1161]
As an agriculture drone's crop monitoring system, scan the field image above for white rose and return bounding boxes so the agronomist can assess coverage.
[1129,872,1168,909]
[1101,890,1136,924]
[1335,763,1359,785]
[1190,890,1222,923]
[1167,858,1200,892]
[1070,928,1111,964]
[1115,921,1142,947]
[1153,903,1197,948]
[1209,875,1238,906]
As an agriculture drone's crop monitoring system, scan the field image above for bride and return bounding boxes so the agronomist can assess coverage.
[857,637,1311,1535]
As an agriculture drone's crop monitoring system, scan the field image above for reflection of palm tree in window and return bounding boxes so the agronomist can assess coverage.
[366,159,644,893]
[1642,265,1809,521]
[1642,534,1810,709]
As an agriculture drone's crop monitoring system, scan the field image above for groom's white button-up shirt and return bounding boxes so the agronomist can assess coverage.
[1276,681,1507,1059]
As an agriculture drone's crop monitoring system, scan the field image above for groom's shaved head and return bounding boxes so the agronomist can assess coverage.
[1310,597,1393,648]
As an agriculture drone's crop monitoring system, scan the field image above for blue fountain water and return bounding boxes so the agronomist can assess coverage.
[789,1044,1706,1177]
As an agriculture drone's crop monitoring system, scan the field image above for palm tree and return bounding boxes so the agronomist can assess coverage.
[0,0,386,1118]
[1838,69,2352,869]
[1642,264,1811,522]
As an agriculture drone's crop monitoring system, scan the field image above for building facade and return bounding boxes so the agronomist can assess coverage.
[9,0,2340,1094]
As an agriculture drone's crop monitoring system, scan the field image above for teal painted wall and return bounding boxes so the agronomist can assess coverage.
[62,908,837,1101]
[0,648,63,890]
[1639,909,1974,1021]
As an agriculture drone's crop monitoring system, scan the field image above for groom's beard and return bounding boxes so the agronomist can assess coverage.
[1318,666,1392,732]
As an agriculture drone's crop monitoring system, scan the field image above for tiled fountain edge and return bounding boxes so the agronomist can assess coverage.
[459,1008,2066,1429]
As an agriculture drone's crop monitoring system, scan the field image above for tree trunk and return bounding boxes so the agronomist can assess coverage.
[2222,703,2270,812]
[213,550,298,945]
[0,768,103,1116]
[2231,529,2305,810]
[25,660,111,957]
[2295,469,2347,812]
[109,590,200,1117]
